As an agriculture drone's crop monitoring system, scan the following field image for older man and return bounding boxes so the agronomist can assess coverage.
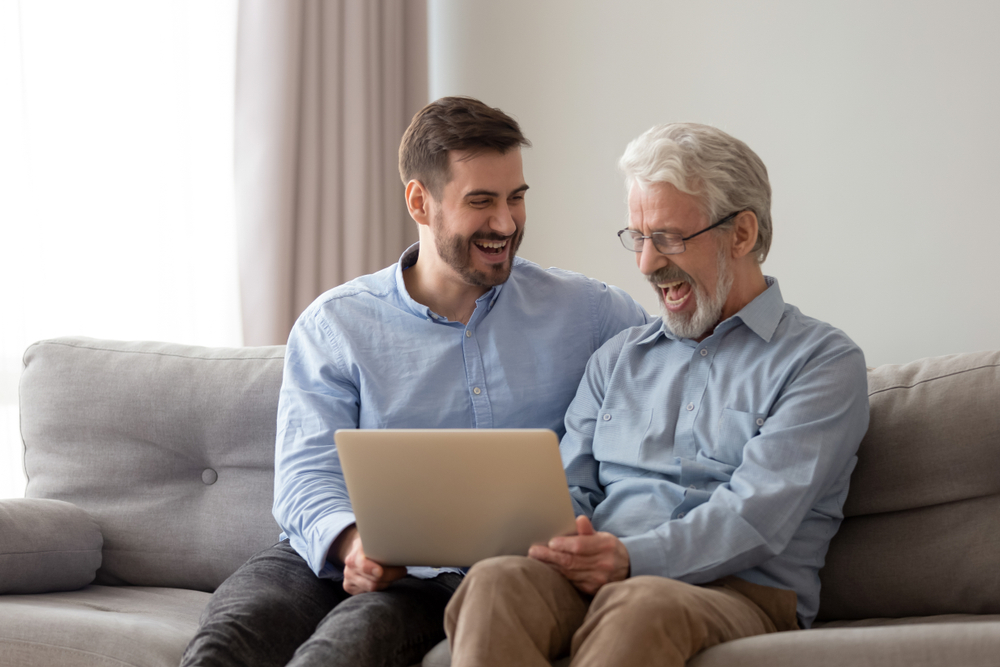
[445,123,870,666]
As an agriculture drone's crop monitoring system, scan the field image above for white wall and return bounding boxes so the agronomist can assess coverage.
[0,0,240,498]
[428,0,1000,367]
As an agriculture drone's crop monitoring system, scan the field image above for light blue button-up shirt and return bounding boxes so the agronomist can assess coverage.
[273,244,650,579]
[561,277,869,627]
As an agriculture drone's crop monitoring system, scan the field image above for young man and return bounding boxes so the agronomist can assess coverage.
[180,97,648,667]
[445,123,870,667]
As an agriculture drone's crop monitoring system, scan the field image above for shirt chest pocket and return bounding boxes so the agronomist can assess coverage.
[592,408,653,468]
[712,408,766,465]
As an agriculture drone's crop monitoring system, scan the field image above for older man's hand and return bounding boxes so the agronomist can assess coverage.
[333,526,407,595]
[528,515,630,595]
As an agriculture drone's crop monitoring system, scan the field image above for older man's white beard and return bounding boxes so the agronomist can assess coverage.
[657,248,734,340]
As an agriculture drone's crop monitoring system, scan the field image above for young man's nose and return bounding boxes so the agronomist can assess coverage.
[488,205,517,236]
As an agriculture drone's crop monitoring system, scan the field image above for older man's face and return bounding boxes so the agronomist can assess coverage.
[628,182,734,341]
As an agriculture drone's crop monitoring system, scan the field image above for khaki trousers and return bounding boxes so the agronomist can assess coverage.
[445,556,799,667]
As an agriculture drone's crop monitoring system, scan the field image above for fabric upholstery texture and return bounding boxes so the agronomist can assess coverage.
[818,350,1000,621]
[18,338,286,592]
[0,498,102,594]
[0,585,209,667]
[686,619,1000,667]
[422,642,572,667]
[12,339,1000,666]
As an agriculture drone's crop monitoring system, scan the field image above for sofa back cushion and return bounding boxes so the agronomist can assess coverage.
[818,349,1000,620]
[19,337,286,592]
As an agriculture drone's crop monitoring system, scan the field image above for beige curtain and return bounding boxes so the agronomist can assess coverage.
[235,0,426,346]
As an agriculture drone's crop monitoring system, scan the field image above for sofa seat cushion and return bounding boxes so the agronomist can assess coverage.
[424,615,1000,666]
[815,613,1000,628]
[688,616,1000,667]
[0,585,209,667]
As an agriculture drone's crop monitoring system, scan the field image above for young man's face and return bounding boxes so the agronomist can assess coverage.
[428,149,528,289]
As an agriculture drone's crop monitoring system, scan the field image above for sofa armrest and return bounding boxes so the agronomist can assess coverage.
[0,498,103,594]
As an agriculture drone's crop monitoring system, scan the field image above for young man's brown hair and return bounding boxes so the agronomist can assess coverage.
[398,96,531,199]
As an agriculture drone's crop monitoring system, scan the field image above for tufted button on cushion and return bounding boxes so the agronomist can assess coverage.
[201,469,218,485]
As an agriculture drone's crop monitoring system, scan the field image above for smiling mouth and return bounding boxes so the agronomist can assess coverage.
[473,239,508,255]
[656,279,693,307]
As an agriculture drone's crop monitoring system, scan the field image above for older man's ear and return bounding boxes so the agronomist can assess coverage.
[730,210,760,260]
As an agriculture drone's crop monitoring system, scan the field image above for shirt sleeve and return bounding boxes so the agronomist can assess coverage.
[564,334,870,584]
[272,306,360,578]
[625,341,869,582]
[560,336,621,518]
[590,282,651,351]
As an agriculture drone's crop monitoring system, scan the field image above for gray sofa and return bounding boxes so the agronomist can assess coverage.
[2,337,999,667]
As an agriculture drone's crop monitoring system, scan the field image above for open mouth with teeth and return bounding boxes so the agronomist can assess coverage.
[656,279,693,311]
[473,238,509,258]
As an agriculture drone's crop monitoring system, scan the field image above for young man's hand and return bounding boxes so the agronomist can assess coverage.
[528,515,630,595]
[333,526,407,595]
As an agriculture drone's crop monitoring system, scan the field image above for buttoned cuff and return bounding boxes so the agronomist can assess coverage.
[620,532,670,579]
[289,510,357,579]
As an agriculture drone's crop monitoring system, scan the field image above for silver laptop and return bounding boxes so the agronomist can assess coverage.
[335,428,577,567]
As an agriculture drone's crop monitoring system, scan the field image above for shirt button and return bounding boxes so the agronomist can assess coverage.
[688,485,696,490]
[603,413,612,421]
[686,403,694,411]
[756,418,764,426]
[473,387,481,395]
[465,330,472,338]
[677,512,686,519]
[700,349,708,357]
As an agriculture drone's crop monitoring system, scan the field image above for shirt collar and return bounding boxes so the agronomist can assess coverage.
[735,276,784,342]
[637,276,784,345]
[394,242,506,322]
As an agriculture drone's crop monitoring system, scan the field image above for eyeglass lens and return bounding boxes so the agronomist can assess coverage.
[620,231,684,254]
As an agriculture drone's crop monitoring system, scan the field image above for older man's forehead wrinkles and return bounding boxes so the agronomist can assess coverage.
[634,212,684,236]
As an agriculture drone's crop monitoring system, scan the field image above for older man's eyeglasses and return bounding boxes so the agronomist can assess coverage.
[617,210,744,255]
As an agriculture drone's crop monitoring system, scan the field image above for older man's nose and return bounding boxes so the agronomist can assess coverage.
[638,237,668,275]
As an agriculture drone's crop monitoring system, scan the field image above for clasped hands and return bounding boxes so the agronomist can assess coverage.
[335,515,629,596]
[528,515,630,595]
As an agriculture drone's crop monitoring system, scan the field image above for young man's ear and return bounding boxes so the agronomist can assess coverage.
[405,180,433,227]
[730,210,759,259]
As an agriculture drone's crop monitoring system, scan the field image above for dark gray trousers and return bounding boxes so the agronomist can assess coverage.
[180,541,461,667]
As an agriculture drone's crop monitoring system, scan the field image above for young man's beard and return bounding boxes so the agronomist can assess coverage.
[650,245,733,340]
[432,210,524,288]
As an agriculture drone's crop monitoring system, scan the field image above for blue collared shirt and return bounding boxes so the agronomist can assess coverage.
[561,277,869,627]
[273,244,650,579]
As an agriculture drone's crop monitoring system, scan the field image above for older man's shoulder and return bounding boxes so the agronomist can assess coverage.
[777,303,862,351]
[587,318,664,363]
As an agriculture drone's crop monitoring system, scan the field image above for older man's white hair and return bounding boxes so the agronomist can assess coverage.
[619,123,773,263]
